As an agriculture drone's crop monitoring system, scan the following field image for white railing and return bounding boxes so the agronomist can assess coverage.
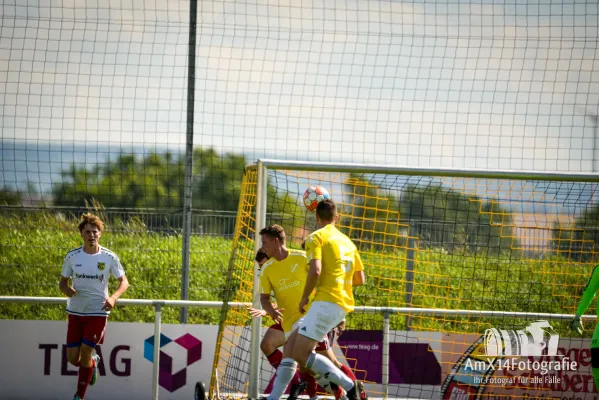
[0,296,248,400]
[1,296,595,400]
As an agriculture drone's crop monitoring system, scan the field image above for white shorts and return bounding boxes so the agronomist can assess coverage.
[298,301,347,342]
[285,316,305,340]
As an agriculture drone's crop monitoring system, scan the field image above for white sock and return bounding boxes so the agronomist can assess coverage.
[267,358,297,400]
[314,373,335,395]
[306,352,353,392]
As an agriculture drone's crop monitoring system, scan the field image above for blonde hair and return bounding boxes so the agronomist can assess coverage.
[78,213,105,232]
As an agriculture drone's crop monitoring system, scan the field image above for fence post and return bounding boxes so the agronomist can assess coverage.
[249,162,267,399]
[382,310,390,399]
[153,302,163,400]
[180,0,198,324]
[405,233,416,330]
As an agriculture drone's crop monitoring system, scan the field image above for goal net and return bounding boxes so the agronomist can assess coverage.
[211,162,599,400]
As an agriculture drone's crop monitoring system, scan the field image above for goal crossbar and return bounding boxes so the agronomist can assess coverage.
[256,159,599,182]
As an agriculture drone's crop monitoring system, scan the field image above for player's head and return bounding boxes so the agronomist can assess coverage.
[78,213,104,246]
[259,224,286,257]
[315,199,338,226]
[255,248,269,267]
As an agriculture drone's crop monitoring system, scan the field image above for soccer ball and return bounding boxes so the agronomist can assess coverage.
[303,186,330,212]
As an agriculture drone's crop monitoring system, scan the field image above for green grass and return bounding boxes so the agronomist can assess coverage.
[353,248,593,335]
[0,211,230,324]
[1,210,596,338]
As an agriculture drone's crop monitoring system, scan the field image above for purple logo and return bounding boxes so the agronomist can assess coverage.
[143,333,202,392]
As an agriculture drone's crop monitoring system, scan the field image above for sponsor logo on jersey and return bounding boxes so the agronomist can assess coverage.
[277,278,301,292]
[75,273,103,281]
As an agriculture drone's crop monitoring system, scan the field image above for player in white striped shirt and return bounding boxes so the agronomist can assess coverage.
[59,213,129,400]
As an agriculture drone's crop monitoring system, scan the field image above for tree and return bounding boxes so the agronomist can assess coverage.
[52,148,300,236]
[53,152,184,209]
[399,184,516,255]
[341,174,403,250]
[550,205,599,262]
[192,148,245,211]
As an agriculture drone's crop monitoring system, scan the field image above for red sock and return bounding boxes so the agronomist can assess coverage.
[264,350,284,394]
[340,364,357,381]
[76,364,93,398]
[300,371,318,397]
[332,385,344,400]
[266,350,283,369]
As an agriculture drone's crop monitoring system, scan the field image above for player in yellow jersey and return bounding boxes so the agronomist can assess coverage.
[288,199,366,400]
[251,243,356,400]
[259,225,347,400]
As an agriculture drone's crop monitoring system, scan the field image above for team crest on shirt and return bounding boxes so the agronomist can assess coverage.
[97,262,105,271]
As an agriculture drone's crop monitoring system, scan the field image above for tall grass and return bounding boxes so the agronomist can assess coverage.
[1,210,596,337]
[0,210,230,324]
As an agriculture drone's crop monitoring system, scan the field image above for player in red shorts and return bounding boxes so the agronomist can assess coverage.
[59,213,130,400]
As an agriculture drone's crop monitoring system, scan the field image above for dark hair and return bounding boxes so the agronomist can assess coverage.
[259,224,286,244]
[255,249,269,264]
[316,199,337,223]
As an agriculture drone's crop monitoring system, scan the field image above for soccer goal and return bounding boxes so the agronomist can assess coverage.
[210,160,599,400]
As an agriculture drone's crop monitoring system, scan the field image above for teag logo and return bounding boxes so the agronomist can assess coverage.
[144,333,202,392]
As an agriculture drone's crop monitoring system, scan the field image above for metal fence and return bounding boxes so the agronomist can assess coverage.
[1,295,591,400]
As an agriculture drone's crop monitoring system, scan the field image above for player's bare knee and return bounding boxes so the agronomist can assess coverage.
[291,348,310,367]
[66,348,80,366]
[261,339,276,356]
[79,344,94,367]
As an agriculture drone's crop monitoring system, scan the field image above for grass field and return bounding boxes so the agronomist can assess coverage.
[1,209,596,336]
[0,210,229,324]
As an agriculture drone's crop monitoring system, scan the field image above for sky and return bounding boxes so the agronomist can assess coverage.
[1,0,599,175]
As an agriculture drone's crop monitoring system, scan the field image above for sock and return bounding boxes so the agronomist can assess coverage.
[267,358,297,400]
[300,371,318,397]
[306,352,354,392]
[290,370,301,387]
[315,373,334,395]
[267,350,283,369]
[340,364,357,381]
[269,370,300,395]
[76,365,94,398]
[265,350,284,394]
[332,384,344,400]
[593,367,599,392]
